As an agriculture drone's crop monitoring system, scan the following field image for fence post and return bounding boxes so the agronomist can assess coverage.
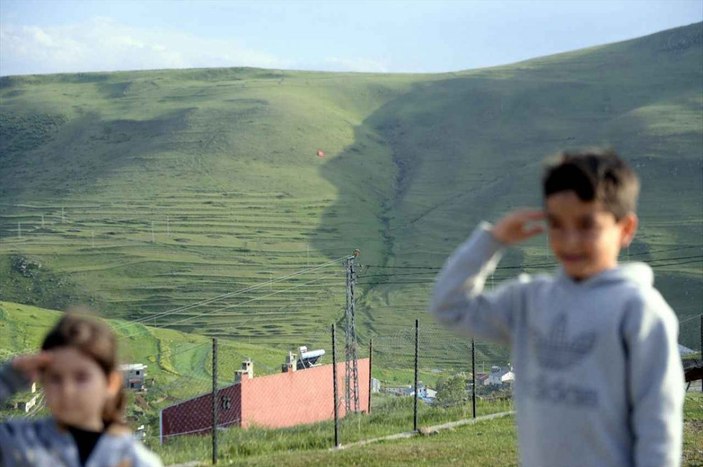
[332,324,340,447]
[212,337,218,464]
[414,318,419,432]
[471,339,476,418]
[368,339,373,414]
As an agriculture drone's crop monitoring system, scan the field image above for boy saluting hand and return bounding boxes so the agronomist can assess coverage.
[430,149,684,467]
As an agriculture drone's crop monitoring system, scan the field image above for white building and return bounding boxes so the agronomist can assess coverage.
[487,365,514,386]
[120,363,148,390]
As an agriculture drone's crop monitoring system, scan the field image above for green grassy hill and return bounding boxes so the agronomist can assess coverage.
[0,300,291,427]
[340,22,703,352]
[1,23,701,362]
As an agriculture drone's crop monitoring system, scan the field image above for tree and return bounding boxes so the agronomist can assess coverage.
[435,375,467,407]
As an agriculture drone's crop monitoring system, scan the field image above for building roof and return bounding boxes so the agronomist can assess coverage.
[120,363,147,371]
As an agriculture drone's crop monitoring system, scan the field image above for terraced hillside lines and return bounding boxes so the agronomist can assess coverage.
[0,301,291,396]
[1,24,702,367]
[0,191,352,346]
[316,23,703,359]
[0,66,430,351]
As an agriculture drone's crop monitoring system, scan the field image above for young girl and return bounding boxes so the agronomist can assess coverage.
[0,313,162,467]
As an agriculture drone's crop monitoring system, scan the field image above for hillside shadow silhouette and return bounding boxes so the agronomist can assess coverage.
[311,25,703,338]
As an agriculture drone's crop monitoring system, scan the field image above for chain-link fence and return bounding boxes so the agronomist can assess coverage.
[133,312,702,464]
[2,279,700,466]
[2,310,700,464]
[133,319,514,463]
[680,314,703,393]
[344,320,514,446]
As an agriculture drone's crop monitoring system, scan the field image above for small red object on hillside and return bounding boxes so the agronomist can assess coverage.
[316,149,325,158]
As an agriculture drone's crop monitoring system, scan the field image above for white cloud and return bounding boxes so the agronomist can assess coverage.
[30,27,55,47]
[0,17,292,76]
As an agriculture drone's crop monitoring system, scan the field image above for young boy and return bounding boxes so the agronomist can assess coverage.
[429,150,684,467]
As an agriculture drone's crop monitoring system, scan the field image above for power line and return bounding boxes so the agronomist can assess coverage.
[117,255,348,330]
[356,256,703,286]
[360,254,703,274]
[678,313,703,325]
[153,274,345,328]
[363,256,700,272]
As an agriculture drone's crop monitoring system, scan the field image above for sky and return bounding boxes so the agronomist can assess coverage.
[1,0,701,76]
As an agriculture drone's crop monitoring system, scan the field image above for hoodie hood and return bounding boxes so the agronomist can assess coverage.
[616,262,654,287]
[557,262,654,288]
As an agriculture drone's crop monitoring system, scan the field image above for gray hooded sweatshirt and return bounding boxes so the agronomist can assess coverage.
[429,223,684,467]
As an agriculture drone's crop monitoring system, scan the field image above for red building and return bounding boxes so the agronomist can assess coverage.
[160,358,370,442]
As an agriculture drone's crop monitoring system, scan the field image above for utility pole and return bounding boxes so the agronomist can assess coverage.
[332,324,339,447]
[471,339,476,418]
[211,338,218,464]
[414,319,419,432]
[344,249,361,414]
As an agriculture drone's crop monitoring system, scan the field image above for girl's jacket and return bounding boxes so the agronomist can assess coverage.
[0,362,162,467]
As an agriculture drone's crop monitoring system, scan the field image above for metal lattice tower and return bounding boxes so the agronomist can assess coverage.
[344,250,360,414]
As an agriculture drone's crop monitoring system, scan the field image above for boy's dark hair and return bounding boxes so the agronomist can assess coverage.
[42,313,126,427]
[542,149,640,220]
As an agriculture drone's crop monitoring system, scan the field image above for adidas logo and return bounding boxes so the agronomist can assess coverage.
[533,314,596,371]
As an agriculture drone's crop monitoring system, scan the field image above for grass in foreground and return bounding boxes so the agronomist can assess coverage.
[683,391,703,466]
[155,393,703,466]
[152,397,512,465]
[230,414,518,467]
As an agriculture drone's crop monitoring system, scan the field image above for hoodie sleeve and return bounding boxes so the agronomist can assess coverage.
[429,222,525,346]
[132,441,164,467]
[622,291,684,467]
[0,361,31,404]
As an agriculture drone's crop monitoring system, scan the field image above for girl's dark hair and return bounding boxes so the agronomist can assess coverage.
[42,313,126,427]
[543,149,640,220]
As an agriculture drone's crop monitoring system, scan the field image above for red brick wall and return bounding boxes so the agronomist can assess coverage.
[160,359,370,439]
[240,358,369,429]
[161,383,241,440]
